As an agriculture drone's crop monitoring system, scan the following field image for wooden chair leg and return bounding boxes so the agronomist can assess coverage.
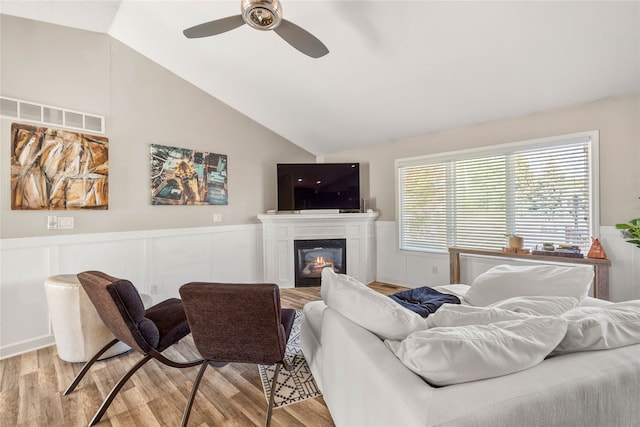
[265,362,283,427]
[181,361,210,427]
[64,338,120,395]
[88,354,152,426]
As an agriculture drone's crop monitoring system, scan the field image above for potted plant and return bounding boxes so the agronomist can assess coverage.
[615,218,640,248]
[615,197,640,249]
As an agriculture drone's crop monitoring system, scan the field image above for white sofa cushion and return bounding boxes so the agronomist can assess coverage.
[433,284,471,302]
[320,268,428,340]
[464,264,594,306]
[426,296,578,328]
[554,300,640,354]
[489,295,580,316]
[426,303,532,328]
[386,315,568,386]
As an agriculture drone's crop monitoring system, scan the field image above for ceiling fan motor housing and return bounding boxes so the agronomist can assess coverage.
[241,0,283,31]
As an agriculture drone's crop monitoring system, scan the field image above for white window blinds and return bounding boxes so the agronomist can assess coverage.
[397,132,597,253]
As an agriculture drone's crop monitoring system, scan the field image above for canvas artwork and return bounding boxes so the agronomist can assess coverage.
[10,123,109,210]
[150,144,228,205]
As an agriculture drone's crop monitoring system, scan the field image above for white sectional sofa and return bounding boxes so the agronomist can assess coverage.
[301,267,640,427]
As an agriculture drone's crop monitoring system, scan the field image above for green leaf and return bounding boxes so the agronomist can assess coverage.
[616,216,640,248]
[626,239,640,248]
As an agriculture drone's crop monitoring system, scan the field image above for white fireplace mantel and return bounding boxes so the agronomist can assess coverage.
[257,212,379,288]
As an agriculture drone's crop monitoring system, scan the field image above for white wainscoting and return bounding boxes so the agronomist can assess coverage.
[375,221,640,303]
[0,225,261,359]
[2,221,638,359]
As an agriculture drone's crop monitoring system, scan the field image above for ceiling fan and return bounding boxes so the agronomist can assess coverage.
[183,0,329,58]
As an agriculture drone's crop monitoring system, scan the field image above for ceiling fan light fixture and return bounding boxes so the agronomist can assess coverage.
[184,0,328,58]
[242,0,282,31]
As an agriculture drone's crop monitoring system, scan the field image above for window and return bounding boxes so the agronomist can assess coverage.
[0,96,105,134]
[396,131,599,253]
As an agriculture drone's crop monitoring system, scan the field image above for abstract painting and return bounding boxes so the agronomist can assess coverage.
[150,144,228,205]
[10,123,109,210]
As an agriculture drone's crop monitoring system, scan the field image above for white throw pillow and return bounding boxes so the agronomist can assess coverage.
[464,264,594,306]
[490,295,580,316]
[385,316,568,386]
[320,268,428,340]
[425,303,531,328]
[554,300,640,354]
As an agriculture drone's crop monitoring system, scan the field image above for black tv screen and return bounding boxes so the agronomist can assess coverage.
[277,163,360,211]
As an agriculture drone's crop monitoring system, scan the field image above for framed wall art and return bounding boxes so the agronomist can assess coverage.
[150,143,228,205]
[10,123,109,210]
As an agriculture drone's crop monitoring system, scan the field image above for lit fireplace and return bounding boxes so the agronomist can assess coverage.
[294,239,347,287]
[303,253,337,276]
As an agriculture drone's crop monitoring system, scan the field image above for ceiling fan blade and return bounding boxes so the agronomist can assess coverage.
[274,19,329,58]
[183,15,245,38]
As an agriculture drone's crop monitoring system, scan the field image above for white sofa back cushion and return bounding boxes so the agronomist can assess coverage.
[386,316,568,386]
[426,303,532,328]
[489,295,580,316]
[320,268,428,340]
[554,300,640,354]
[464,264,594,306]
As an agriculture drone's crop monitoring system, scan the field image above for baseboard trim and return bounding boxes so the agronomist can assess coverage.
[0,335,55,360]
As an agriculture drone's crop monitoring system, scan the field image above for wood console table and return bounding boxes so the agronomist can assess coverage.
[448,247,611,300]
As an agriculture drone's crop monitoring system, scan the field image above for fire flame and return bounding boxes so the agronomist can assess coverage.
[313,256,333,268]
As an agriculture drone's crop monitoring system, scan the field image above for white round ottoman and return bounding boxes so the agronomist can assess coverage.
[44,274,153,363]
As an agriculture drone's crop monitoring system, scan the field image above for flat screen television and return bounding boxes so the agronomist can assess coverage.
[277,163,360,212]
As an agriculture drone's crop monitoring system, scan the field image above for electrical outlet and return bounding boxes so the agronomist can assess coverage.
[432,266,438,274]
[58,217,74,229]
[213,213,222,222]
[151,285,159,295]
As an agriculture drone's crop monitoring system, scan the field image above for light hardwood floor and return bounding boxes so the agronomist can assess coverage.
[0,283,402,427]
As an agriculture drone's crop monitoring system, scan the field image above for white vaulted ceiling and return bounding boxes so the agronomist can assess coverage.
[1,1,639,155]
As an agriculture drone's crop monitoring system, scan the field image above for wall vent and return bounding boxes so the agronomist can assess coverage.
[0,96,105,134]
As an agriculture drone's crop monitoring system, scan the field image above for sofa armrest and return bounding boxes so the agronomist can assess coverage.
[321,307,433,427]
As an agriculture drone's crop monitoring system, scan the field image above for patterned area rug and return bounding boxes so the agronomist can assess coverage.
[258,310,322,408]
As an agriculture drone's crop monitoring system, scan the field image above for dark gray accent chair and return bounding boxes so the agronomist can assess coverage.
[67,271,204,426]
[179,282,295,427]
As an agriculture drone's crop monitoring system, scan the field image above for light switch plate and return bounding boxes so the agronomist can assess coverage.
[47,216,57,230]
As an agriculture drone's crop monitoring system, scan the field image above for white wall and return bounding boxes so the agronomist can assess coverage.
[0,15,314,359]
[2,16,639,360]
[376,221,640,303]
[4,220,636,359]
[323,94,640,304]
[321,94,640,226]
[0,15,315,239]
[0,224,262,359]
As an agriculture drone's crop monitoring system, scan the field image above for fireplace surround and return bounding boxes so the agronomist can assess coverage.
[258,212,378,288]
